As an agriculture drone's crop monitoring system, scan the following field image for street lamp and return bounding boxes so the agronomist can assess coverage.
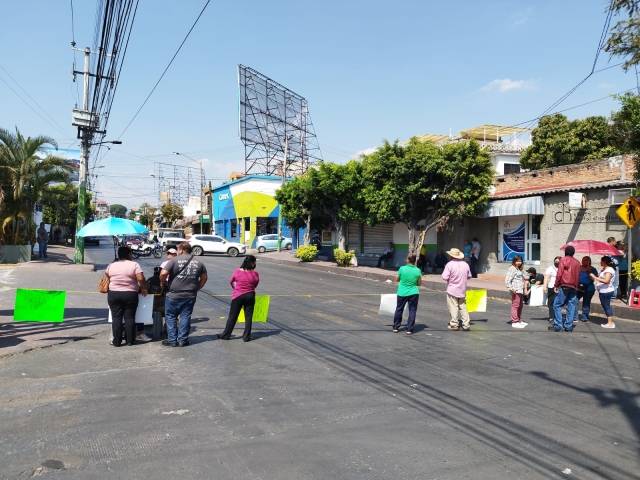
[173,152,204,235]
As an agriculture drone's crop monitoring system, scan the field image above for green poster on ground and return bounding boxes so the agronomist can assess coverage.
[13,289,66,322]
[238,295,270,323]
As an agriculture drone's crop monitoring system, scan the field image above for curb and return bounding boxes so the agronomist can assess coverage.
[257,255,640,322]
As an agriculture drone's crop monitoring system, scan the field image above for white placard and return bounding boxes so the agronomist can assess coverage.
[108,294,154,325]
[528,285,548,307]
[378,294,409,317]
[568,192,586,209]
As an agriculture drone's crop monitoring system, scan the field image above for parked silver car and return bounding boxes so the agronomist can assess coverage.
[255,234,292,253]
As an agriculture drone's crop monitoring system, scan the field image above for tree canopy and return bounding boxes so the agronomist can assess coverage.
[0,128,72,245]
[42,184,94,231]
[361,138,494,255]
[110,204,127,218]
[605,0,640,71]
[519,114,620,170]
[161,201,184,224]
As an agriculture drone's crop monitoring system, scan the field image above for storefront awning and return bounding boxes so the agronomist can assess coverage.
[483,196,544,217]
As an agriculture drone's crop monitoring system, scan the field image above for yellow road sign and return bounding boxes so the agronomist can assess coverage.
[616,196,640,228]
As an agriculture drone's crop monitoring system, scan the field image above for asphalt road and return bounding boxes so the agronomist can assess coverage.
[1,240,639,479]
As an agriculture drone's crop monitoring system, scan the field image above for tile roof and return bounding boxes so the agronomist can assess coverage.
[491,179,635,199]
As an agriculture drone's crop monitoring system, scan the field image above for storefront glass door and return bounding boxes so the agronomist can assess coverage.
[499,215,527,262]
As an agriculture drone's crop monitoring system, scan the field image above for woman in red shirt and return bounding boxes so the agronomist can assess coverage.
[218,255,259,342]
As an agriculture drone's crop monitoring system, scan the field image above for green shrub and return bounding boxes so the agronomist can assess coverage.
[632,259,640,280]
[334,248,355,267]
[296,245,318,262]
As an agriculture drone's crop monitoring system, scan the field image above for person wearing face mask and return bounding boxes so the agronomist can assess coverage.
[542,257,561,323]
[573,256,598,323]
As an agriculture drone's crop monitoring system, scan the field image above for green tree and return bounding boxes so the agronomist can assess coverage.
[605,0,640,71]
[110,204,127,218]
[275,174,330,245]
[42,184,94,231]
[611,93,640,182]
[519,114,619,170]
[160,201,184,224]
[0,128,72,245]
[127,210,136,220]
[138,214,150,228]
[306,161,365,250]
[361,138,494,255]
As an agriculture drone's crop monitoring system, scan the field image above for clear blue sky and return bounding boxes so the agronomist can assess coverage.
[0,0,635,208]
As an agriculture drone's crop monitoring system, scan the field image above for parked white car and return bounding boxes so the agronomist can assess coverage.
[188,235,246,257]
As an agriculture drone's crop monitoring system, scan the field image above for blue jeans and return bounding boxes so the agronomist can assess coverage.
[393,294,419,331]
[165,296,196,344]
[553,287,578,331]
[38,241,48,259]
[599,291,614,317]
[574,290,595,321]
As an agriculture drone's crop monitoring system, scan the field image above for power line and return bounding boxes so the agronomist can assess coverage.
[116,0,211,139]
[0,75,70,138]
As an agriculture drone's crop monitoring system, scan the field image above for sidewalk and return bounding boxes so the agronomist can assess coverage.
[257,250,640,322]
[0,246,103,357]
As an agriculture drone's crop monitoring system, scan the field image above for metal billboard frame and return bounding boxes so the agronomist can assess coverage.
[238,64,322,176]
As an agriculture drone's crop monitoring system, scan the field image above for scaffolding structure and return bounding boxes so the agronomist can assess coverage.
[154,162,204,207]
[238,64,323,177]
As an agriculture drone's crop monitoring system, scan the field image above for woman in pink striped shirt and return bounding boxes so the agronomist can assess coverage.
[218,255,260,342]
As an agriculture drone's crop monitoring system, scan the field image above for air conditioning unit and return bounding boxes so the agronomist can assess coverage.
[608,188,633,206]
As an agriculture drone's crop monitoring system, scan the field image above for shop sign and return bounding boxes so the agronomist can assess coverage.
[553,205,623,224]
[616,196,640,228]
[218,193,229,200]
[502,220,525,261]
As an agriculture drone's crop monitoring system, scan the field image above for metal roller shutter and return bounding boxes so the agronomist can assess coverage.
[363,224,393,253]
[347,221,360,252]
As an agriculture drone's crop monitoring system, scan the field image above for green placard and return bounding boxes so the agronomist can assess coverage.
[238,295,269,323]
[14,289,66,322]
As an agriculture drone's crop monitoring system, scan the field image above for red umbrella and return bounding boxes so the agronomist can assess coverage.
[559,240,620,256]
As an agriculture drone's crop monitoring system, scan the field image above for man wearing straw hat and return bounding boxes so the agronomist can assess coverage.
[442,247,472,331]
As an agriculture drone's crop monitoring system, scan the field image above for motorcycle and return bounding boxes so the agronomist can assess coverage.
[131,241,162,259]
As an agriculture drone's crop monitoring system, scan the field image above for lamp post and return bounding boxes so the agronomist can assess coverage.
[173,152,204,234]
[277,136,291,252]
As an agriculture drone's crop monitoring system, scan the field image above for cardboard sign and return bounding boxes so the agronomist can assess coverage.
[238,295,269,322]
[14,289,66,322]
[378,294,409,317]
[528,285,547,307]
[108,294,154,325]
[466,290,487,313]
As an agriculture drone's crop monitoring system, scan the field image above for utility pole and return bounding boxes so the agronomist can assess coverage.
[73,48,92,264]
[277,136,290,252]
[71,46,119,263]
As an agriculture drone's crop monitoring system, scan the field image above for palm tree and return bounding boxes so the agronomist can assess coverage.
[0,128,72,245]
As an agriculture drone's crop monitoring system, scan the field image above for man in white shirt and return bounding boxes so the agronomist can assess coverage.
[470,237,481,278]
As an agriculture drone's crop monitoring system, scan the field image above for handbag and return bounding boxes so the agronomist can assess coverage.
[577,282,588,293]
[98,275,110,293]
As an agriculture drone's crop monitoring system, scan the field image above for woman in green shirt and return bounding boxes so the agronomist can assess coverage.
[393,253,423,335]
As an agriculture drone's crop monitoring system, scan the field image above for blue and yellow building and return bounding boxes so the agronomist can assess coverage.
[212,175,293,248]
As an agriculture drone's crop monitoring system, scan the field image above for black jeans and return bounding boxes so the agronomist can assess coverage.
[377,253,392,267]
[220,292,256,341]
[619,270,629,299]
[546,289,557,320]
[108,290,139,346]
[470,255,478,278]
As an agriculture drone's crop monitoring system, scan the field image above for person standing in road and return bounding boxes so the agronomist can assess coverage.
[617,241,629,302]
[505,255,528,328]
[160,242,208,347]
[591,256,617,329]
[470,237,481,278]
[442,248,472,331]
[36,222,49,260]
[106,246,148,346]
[606,237,620,299]
[574,256,598,324]
[218,255,260,342]
[377,242,395,268]
[542,257,561,323]
[551,246,581,333]
[392,254,422,335]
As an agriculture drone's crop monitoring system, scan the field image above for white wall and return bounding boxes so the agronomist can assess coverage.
[492,153,521,175]
[392,223,437,245]
[229,178,282,196]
